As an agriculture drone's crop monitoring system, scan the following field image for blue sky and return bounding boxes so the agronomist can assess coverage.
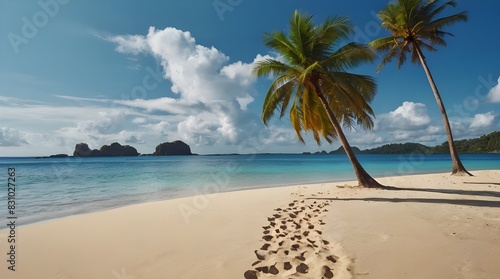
[1,0,499,156]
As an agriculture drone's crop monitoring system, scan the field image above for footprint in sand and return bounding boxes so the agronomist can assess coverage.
[326,255,338,263]
[255,250,266,260]
[296,263,309,273]
[244,270,258,279]
[322,265,334,278]
[295,251,307,261]
[262,235,273,241]
[244,198,343,278]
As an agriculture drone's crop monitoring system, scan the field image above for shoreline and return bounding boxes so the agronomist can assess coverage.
[0,164,500,232]
[0,168,478,228]
[1,170,499,278]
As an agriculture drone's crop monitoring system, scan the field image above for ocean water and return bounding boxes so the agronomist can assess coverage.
[0,153,499,226]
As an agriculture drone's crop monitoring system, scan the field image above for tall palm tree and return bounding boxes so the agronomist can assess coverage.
[370,0,471,176]
[254,10,384,188]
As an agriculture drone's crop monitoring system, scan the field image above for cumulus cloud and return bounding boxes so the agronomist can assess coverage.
[469,112,496,130]
[377,102,431,131]
[367,102,443,145]
[0,127,28,147]
[144,121,172,135]
[76,111,126,135]
[106,26,275,147]
[369,102,497,146]
[487,76,500,103]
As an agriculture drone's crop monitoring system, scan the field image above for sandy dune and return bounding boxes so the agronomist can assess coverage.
[1,170,499,279]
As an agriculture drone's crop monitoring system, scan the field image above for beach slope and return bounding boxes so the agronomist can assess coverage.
[0,170,499,278]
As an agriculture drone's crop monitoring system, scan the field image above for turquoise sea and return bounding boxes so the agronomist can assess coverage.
[1,153,499,226]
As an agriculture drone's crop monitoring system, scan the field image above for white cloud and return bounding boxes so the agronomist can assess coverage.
[0,127,28,147]
[106,26,275,147]
[115,97,207,115]
[178,114,220,145]
[261,126,303,146]
[387,125,442,142]
[347,131,384,147]
[144,121,172,135]
[369,101,438,144]
[378,101,431,130]
[54,95,110,103]
[107,34,149,55]
[371,102,498,145]
[0,101,136,131]
[470,112,496,130]
[487,76,500,103]
[220,54,271,87]
[76,111,126,135]
[117,131,145,144]
[132,117,147,124]
[447,111,497,140]
[236,96,254,110]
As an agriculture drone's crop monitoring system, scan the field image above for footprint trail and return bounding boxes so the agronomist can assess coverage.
[244,197,345,278]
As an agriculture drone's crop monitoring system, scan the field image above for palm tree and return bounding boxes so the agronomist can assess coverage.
[253,10,384,188]
[370,0,471,176]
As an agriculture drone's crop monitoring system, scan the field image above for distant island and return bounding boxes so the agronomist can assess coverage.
[304,131,500,155]
[73,140,193,157]
[74,142,140,157]
[153,140,193,156]
[37,140,194,158]
[39,132,499,158]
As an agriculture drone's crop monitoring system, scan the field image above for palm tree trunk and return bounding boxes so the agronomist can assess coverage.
[414,44,472,176]
[313,81,384,188]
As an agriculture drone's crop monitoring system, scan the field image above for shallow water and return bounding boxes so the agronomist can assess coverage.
[0,153,499,225]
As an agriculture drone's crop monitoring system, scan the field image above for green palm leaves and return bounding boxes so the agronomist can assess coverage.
[254,10,376,145]
[371,0,467,71]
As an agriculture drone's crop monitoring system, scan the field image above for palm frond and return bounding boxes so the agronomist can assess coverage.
[372,0,467,69]
[369,36,402,52]
[289,96,305,143]
[315,16,352,48]
[261,75,296,125]
[289,10,316,64]
[425,0,457,20]
[427,12,467,29]
[253,59,292,77]
[323,42,375,72]
[263,32,302,66]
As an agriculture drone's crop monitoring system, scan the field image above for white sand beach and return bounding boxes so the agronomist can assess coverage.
[1,170,499,279]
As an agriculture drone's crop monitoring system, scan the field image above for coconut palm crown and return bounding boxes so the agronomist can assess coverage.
[254,10,384,188]
[370,0,471,176]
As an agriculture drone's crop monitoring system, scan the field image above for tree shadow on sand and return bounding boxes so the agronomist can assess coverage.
[385,185,500,198]
[312,197,500,208]
[310,182,500,208]
[463,182,500,186]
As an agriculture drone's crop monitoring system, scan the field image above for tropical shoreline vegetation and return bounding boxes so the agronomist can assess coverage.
[306,131,500,155]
